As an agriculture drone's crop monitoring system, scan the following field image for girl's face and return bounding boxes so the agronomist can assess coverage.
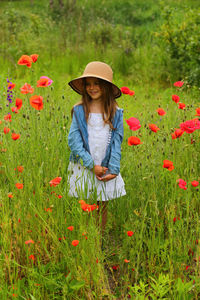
[85,77,102,101]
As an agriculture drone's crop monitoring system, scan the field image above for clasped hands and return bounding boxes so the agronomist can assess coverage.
[92,165,117,182]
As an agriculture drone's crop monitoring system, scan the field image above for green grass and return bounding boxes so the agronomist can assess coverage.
[0,57,200,299]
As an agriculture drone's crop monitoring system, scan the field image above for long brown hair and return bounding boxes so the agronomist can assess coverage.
[71,78,118,130]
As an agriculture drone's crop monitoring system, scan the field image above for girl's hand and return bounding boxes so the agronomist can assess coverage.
[92,165,108,177]
[96,174,117,182]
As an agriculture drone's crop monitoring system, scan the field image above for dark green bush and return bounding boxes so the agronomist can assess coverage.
[156,5,200,86]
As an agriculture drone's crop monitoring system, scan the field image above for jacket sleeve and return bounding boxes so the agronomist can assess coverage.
[68,113,94,170]
[108,110,124,175]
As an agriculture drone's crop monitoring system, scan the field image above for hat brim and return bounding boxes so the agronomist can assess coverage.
[68,74,121,99]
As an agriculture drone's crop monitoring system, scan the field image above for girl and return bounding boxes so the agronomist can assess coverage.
[67,61,126,232]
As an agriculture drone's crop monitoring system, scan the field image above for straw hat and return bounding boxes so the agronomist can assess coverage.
[68,61,121,99]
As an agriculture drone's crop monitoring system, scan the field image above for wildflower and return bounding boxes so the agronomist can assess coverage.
[124,259,130,263]
[180,118,200,133]
[49,177,62,187]
[4,114,11,122]
[178,103,186,110]
[171,128,184,139]
[126,117,141,131]
[29,254,36,261]
[57,194,62,198]
[149,124,160,132]
[121,86,130,94]
[18,55,32,68]
[129,90,135,96]
[40,76,53,86]
[25,239,34,244]
[172,95,180,103]
[185,265,190,271]
[127,231,134,237]
[15,166,24,173]
[12,133,20,140]
[157,108,166,116]
[30,54,39,63]
[174,81,184,87]
[20,83,34,94]
[18,218,21,223]
[67,226,74,231]
[3,127,10,134]
[72,240,79,246]
[173,217,180,223]
[195,108,200,116]
[128,136,142,146]
[11,107,18,113]
[79,200,98,212]
[37,77,50,87]
[44,207,52,212]
[16,183,23,189]
[112,265,120,270]
[8,83,16,90]
[163,160,174,171]
[8,193,13,198]
[30,95,43,110]
[191,181,199,187]
[178,179,187,190]
[15,98,23,109]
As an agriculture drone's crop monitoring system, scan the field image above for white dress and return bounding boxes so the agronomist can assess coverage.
[68,113,126,201]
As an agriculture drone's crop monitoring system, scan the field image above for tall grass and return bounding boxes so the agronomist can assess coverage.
[0,55,200,298]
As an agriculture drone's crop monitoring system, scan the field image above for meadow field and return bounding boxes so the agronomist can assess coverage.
[0,0,200,299]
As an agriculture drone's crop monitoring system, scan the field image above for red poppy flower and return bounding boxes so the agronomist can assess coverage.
[171,128,184,139]
[174,81,184,87]
[157,108,166,116]
[25,239,34,244]
[177,179,187,190]
[15,98,23,109]
[172,95,180,103]
[191,181,199,187]
[72,240,79,246]
[30,95,43,110]
[129,90,135,96]
[12,133,20,140]
[44,207,52,212]
[149,124,160,132]
[124,259,130,263]
[195,108,200,116]
[30,54,39,63]
[4,114,11,122]
[112,265,120,270]
[8,83,16,90]
[3,127,10,134]
[178,103,186,110]
[15,166,24,173]
[18,55,32,68]
[16,183,23,189]
[163,160,174,171]
[127,231,134,237]
[37,77,50,87]
[8,193,13,198]
[180,118,200,133]
[11,107,18,114]
[20,83,34,94]
[121,86,130,94]
[49,177,62,187]
[67,226,74,231]
[126,117,141,131]
[80,200,98,212]
[29,254,36,261]
[128,136,142,146]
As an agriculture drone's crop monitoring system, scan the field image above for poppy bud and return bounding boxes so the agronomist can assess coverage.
[23,114,26,118]
[62,95,65,99]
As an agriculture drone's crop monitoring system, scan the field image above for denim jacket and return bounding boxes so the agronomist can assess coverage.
[68,104,124,175]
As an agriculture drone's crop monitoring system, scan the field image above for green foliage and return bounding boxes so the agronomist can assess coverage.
[156,5,200,86]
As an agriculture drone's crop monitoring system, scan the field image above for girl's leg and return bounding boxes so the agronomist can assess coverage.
[97,201,108,234]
